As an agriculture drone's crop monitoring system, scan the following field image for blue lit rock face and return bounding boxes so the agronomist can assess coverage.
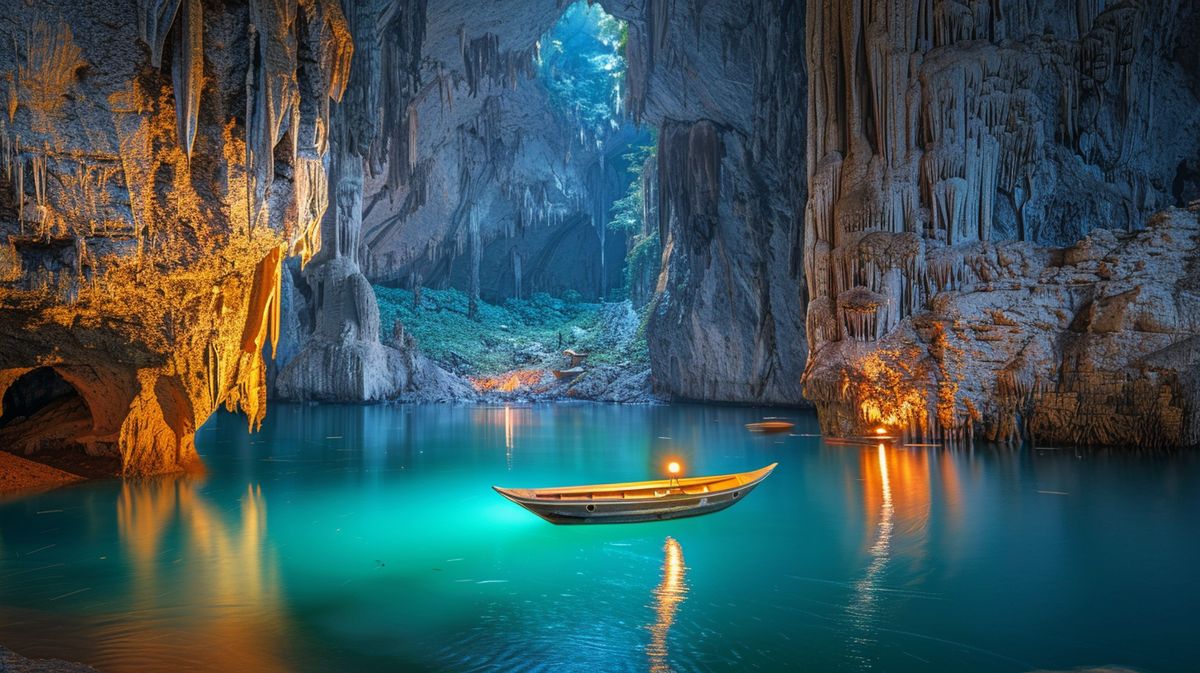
[354,1,638,305]
[274,0,651,402]
[609,0,809,404]
[800,1,1200,447]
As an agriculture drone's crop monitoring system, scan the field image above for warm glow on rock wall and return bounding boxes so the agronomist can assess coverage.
[0,0,352,475]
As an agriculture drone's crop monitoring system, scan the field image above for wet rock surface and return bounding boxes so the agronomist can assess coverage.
[807,205,1200,448]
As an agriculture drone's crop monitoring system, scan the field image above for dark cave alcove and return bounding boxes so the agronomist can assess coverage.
[0,367,119,474]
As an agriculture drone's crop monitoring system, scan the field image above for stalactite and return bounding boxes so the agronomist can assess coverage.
[31,152,46,234]
[240,244,285,359]
[377,0,426,191]
[6,73,16,122]
[512,251,522,300]
[291,156,327,267]
[13,140,23,231]
[246,0,300,229]
[137,0,181,68]
[467,205,481,320]
[205,340,222,411]
[461,32,537,98]
[171,0,203,162]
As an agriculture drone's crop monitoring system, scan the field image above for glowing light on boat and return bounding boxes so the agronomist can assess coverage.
[667,461,681,475]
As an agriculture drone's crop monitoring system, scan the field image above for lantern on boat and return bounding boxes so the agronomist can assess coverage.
[667,461,681,486]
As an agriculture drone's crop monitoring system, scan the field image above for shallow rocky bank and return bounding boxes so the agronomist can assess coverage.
[0,647,98,673]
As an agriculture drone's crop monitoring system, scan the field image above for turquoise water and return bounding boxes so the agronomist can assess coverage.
[1,403,1198,673]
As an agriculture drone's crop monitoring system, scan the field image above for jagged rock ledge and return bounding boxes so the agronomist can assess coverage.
[0,646,98,673]
[804,206,1200,450]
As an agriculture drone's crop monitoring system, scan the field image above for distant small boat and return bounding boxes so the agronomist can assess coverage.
[553,367,584,380]
[745,420,794,434]
[493,464,777,524]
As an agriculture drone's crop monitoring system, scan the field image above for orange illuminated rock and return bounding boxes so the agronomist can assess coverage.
[0,1,351,475]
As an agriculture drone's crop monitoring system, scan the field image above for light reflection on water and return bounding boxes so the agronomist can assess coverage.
[846,444,895,668]
[0,403,1197,673]
[647,537,687,673]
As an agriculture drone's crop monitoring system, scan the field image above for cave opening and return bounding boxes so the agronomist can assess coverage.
[0,366,117,474]
[364,0,657,392]
[0,367,80,428]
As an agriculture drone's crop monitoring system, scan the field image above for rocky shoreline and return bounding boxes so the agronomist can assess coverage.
[0,451,84,497]
[0,647,98,673]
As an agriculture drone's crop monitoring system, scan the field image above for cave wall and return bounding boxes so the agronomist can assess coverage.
[272,0,426,401]
[801,0,1200,447]
[609,0,808,404]
[0,0,351,473]
[356,1,631,306]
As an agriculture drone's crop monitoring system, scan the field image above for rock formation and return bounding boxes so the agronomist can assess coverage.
[0,0,351,473]
[273,0,640,401]
[357,1,633,305]
[270,0,464,402]
[610,0,809,405]
[801,0,1200,447]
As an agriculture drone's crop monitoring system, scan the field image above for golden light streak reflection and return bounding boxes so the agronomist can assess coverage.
[108,477,290,673]
[846,444,894,665]
[647,536,688,673]
[505,405,514,469]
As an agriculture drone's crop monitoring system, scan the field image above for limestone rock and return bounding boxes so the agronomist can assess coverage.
[614,0,809,405]
[802,0,1200,447]
[0,0,350,474]
[805,206,1200,449]
[0,647,98,673]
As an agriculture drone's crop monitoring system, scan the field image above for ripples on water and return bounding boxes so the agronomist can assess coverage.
[0,403,1198,673]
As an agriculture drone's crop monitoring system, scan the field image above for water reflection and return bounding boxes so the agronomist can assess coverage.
[847,444,895,662]
[505,405,514,469]
[647,536,688,673]
[107,478,290,673]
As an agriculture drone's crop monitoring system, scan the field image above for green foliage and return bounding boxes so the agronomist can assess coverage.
[624,226,661,296]
[374,286,647,376]
[606,140,661,300]
[608,140,657,235]
[539,3,627,135]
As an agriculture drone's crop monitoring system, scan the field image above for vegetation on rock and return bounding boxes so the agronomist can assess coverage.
[374,285,646,378]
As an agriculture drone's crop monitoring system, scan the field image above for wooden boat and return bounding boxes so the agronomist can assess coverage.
[745,420,794,434]
[493,463,777,524]
[552,366,584,380]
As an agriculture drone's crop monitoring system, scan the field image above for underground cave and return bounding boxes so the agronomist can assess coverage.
[0,0,1198,672]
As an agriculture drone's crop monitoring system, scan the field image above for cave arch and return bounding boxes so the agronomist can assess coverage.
[0,366,123,473]
[0,367,95,452]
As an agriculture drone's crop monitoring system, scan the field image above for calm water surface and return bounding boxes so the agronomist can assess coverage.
[1,403,1197,673]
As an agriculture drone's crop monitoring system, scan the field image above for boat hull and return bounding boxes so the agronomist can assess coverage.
[493,465,775,525]
[745,421,793,434]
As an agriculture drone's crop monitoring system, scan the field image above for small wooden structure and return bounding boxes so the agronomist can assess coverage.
[562,349,590,367]
[553,366,584,380]
[493,463,777,524]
